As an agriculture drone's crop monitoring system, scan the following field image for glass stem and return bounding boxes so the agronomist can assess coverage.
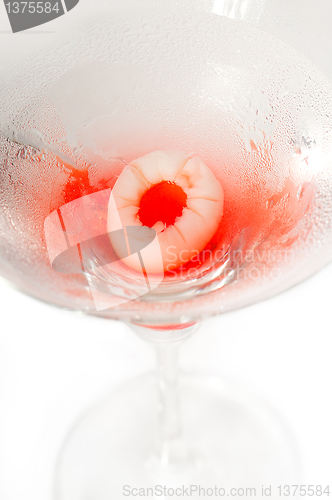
[156,341,187,467]
[128,322,199,476]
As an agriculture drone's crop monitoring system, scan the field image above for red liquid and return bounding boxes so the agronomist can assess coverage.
[63,168,110,204]
[56,157,314,279]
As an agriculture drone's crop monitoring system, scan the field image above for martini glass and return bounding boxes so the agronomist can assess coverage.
[1,0,332,497]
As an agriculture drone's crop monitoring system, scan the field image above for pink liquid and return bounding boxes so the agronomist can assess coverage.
[50,155,314,281]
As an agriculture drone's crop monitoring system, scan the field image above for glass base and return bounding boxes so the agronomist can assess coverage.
[53,373,300,499]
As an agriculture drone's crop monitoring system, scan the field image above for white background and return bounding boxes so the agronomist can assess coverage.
[0,260,332,499]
